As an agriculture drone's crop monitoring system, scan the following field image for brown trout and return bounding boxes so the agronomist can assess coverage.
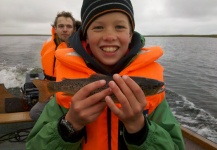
[32,74,165,103]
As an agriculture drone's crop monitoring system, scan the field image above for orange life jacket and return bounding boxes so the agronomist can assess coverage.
[55,46,165,150]
[41,27,67,81]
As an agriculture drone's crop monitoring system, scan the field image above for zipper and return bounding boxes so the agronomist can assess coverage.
[107,108,111,150]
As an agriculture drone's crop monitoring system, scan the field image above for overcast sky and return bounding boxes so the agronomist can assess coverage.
[0,0,217,35]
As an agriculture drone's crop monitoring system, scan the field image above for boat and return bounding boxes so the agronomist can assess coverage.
[0,73,217,150]
[181,126,217,150]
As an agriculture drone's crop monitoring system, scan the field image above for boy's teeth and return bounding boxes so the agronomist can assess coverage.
[102,47,117,52]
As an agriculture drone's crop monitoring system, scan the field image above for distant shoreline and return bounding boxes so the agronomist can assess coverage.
[0,34,217,38]
[144,34,217,38]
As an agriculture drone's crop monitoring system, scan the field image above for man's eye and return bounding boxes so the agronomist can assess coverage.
[58,25,64,28]
[66,25,73,28]
[57,25,73,28]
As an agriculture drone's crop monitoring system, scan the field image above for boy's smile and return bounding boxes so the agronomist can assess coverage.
[86,12,132,71]
[101,46,118,53]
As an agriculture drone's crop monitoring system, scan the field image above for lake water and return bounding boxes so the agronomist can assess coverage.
[0,36,217,143]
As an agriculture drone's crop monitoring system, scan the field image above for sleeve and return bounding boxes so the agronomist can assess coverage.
[124,99,185,150]
[25,98,83,150]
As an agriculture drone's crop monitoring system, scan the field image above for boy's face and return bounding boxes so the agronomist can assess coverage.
[86,12,132,70]
[55,17,74,42]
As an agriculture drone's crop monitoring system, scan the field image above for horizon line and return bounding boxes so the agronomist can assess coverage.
[0,34,217,37]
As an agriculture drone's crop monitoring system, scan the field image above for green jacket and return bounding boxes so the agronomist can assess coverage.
[26,98,185,150]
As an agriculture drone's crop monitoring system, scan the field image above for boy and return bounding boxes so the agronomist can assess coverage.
[26,1,185,149]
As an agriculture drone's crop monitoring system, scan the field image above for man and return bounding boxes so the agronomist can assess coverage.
[41,11,79,81]
[29,11,80,121]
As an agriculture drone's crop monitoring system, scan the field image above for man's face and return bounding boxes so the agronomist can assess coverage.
[54,16,74,42]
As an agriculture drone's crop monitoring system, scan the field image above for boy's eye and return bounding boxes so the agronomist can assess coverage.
[115,25,125,30]
[116,25,125,29]
[93,26,103,30]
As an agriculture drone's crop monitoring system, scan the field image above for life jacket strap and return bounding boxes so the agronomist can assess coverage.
[43,73,56,81]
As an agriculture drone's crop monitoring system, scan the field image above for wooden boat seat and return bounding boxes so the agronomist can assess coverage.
[0,111,33,124]
[0,84,33,124]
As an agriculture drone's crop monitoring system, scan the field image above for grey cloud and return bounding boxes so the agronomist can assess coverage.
[164,0,217,19]
[0,0,216,35]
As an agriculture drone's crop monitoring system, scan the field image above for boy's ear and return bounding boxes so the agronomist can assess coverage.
[86,36,89,44]
[129,32,133,41]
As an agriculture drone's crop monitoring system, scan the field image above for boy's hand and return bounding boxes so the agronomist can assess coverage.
[66,80,112,131]
[105,74,147,133]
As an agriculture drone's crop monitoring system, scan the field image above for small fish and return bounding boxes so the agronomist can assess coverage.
[32,74,165,103]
